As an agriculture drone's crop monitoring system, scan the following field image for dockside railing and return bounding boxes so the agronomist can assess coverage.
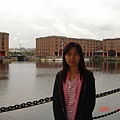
[0,88,120,119]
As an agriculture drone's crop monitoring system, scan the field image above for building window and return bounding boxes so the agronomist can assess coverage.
[2,42,4,46]
[2,34,4,39]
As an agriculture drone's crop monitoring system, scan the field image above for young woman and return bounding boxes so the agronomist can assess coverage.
[53,42,96,120]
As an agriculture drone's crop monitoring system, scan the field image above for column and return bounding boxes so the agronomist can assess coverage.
[102,52,104,57]
[107,52,108,57]
[116,52,118,57]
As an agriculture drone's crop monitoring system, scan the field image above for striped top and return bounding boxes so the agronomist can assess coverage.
[66,78,77,120]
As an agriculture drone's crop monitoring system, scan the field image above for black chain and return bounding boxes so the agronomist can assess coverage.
[0,97,53,113]
[0,88,120,119]
[93,108,120,119]
[95,88,120,98]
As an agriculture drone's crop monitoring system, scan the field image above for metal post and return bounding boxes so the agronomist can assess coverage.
[62,41,64,57]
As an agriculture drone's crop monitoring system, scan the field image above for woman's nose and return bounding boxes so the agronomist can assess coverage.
[70,54,74,59]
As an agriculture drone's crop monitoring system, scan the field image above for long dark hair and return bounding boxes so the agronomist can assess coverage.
[62,42,86,81]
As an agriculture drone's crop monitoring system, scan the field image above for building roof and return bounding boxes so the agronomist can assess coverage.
[103,38,120,40]
[0,32,9,35]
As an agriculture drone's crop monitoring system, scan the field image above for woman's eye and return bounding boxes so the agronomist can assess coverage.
[74,53,79,55]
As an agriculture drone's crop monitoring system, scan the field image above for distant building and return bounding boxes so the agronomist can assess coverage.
[0,32,9,57]
[103,38,120,57]
[36,36,103,57]
[9,48,36,56]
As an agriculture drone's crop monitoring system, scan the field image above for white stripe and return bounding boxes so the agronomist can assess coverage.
[66,79,76,120]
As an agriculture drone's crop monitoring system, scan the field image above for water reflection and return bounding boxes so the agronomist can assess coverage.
[0,63,9,99]
[85,61,120,73]
[0,63,9,80]
[36,61,120,73]
[36,61,62,68]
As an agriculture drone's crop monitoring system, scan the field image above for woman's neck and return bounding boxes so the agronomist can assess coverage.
[69,68,79,81]
[69,67,79,74]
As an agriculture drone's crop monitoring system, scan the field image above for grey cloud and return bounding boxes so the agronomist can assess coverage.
[1,0,120,48]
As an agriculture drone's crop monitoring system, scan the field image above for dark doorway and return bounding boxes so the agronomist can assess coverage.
[108,50,116,56]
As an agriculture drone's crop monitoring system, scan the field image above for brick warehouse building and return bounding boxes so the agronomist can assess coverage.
[0,32,9,57]
[36,36,103,57]
[103,38,120,57]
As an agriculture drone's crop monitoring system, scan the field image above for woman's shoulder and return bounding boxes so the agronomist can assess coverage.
[84,69,94,77]
[56,70,63,77]
[85,69,93,74]
[55,70,63,84]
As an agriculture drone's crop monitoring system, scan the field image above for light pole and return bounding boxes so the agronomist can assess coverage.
[62,41,64,57]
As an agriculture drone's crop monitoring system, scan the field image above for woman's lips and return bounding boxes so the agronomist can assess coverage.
[69,61,75,63]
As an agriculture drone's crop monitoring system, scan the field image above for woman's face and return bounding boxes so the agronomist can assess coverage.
[65,47,80,68]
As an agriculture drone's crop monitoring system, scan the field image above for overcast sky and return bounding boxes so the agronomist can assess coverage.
[0,0,120,48]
